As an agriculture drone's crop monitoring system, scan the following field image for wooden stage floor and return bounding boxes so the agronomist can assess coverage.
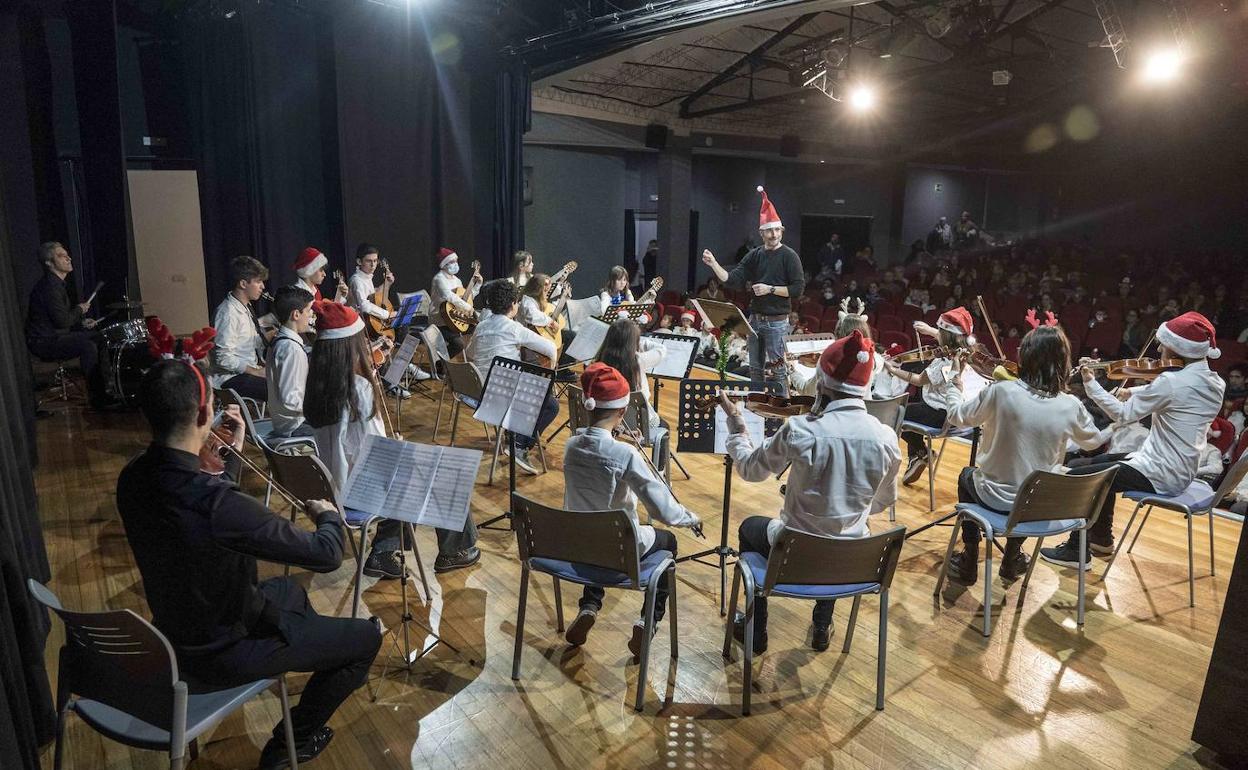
[36,372,1235,769]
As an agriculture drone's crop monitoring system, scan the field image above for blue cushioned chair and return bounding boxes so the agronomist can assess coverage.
[217,387,317,507]
[866,393,909,522]
[722,526,906,714]
[1100,452,1248,607]
[510,493,678,712]
[28,580,299,770]
[901,420,975,511]
[933,467,1118,637]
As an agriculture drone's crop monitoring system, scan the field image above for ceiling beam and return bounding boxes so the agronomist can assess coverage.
[873,0,960,53]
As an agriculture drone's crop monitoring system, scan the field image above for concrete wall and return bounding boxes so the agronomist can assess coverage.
[901,166,1044,247]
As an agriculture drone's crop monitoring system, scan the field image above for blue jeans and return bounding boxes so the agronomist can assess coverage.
[747,316,790,396]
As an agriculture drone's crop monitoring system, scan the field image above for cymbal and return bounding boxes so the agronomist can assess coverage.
[105,300,147,310]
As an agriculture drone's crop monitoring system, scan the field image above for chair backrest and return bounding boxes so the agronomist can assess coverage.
[28,580,182,732]
[511,494,642,588]
[1212,450,1248,509]
[762,526,906,593]
[222,387,275,449]
[420,325,450,378]
[1005,467,1119,531]
[444,360,485,402]
[622,391,652,446]
[263,448,340,510]
[864,393,908,435]
[214,385,263,423]
[565,385,592,432]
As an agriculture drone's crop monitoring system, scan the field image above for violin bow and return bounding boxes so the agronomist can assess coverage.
[975,295,1007,360]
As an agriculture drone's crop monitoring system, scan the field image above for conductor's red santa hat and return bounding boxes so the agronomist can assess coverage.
[818,330,874,398]
[1157,311,1220,359]
[294,247,327,278]
[756,186,782,231]
[580,362,632,410]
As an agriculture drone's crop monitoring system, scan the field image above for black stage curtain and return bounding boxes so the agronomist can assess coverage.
[0,124,56,770]
[493,59,529,278]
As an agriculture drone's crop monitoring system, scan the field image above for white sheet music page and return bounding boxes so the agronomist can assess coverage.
[713,406,765,453]
[341,434,404,514]
[565,316,609,362]
[501,369,549,435]
[382,334,421,387]
[473,364,518,426]
[786,337,832,355]
[643,335,698,379]
[341,435,480,531]
[422,446,482,529]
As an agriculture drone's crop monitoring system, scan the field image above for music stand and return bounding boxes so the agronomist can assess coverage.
[599,302,655,325]
[691,298,753,337]
[473,356,556,530]
[391,291,426,329]
[545,317,609,443]
[642,332,701,480]
[384,334,424,429]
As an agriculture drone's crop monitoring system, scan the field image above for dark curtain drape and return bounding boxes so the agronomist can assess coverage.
[493,59,529,279]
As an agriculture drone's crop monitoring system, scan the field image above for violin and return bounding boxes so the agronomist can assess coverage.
[1075,356,1184,382]
[691,389,816,419]
[958,346,1019,380]
[886,345,959,365]
[198,422,303,506]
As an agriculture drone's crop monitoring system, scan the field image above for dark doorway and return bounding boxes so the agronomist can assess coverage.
[799,214,873,273]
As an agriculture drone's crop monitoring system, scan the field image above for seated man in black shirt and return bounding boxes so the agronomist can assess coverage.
[25,241,114,407]
[116,358,380,769]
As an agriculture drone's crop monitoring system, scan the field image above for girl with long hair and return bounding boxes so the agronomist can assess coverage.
[598,318,669,470]
[508,250,534,288]
[599,266,634,311]
[519,273,577,373]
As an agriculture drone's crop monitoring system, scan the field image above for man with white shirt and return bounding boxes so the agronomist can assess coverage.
[429,247,482,359]
[210,256,269,402]
[1042,311,1226,567]
[721,330,900,653]
[265,286,315,438]
[465,279,557,474]
[346,243,394,326]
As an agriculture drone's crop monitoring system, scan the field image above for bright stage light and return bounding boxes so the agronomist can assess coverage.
[848,85,877,112]
[1140,48,1184,84]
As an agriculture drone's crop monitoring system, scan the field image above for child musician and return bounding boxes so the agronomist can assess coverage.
[881,307,987,485]
[518,272,577,373]
[265,286,315,439]
[304,302,479,579]
[210,255,269,403]
[599,318,669,469]
[293,246,347,303]
[721,331,901,653]
[940,323,1109,585]
[429,247,482,360]
[1041,311,1225,567]
[599,265,635,312]
[562,362,702,657]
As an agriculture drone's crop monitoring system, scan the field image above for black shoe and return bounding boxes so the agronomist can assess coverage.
[433,546,481,573]
[998,550,1030,582]
[362,550,403,580]
[946,550,979,586]
[731,612,768,654]
[1039,539,1093,570]
[555,369,577,383]
[1089,539,1115,556]
[902,455,928,486]
[565,608,597,646]
[628,619,658,659]
[257,725,334,770]
[811,623,832,652]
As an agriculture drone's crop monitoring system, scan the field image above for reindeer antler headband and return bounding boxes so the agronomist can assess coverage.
[146,317,217,407]
[1024,308,1059,330]
[837,296,866,322]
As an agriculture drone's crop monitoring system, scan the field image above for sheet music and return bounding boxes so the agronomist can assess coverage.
[341,436,404,513]
[786,338,832,355]
[393,291,427,326]
[473,364,518,426]
[565,317,609,362]
[642,334,699,379]
[341,435,481,530]
[714,406,765,453]
[382,334,422,387]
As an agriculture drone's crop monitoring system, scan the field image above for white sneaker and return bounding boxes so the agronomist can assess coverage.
[407,364,432,381]
[512,448,540,475]
[387,385,412,400]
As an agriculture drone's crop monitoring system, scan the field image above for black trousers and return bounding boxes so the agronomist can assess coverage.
[579,529,677,621]
[182,578,380,744]
[29,332,107,400]
[371,514,478,558]
[221,372,268,404]
[1066,453,1155,545]
[901,401,947,458]
[557,328,578,369]
[738,516,836,633]
[438,325,465,359]
[956,467,1025,557]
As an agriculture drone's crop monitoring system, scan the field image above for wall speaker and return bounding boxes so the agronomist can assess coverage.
[779,134,801,158]
[645,124,669,150]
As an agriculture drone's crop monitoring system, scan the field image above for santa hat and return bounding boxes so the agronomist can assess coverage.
[437,247,459,270]
[294,247,327,279]
[580,361,631,411]
[313,300,365,340]
[756,186,782,231]
[680,310,695,324]
[818,330,874,397]
[1210,416,1235,453]
[937,306,975,343]
[1157,311,1220,359]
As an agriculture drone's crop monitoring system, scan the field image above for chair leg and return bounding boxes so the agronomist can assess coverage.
[512,567,530,680]
[1077,529,1087,627]
[449,401,461,446]
[889,501,896,523]
[1018,538,1044,606]
[553,577,564,632]
[488,426,503,484]
[742,593,755,716]
[668,566,679,660]
[1187,513,1196,608]
[933,513,962,596]
[982,532,994,638]
[279,676,299,769]
[842,595,861,653]
[1208,510,1217,577]
[722,565,742,659]
[1127,505,1155,554]
[52,704,68,770]
[1101,501,1146,581]
[536,440,548,473]
[926,436,936,512]
[876,589,889,711]
[432,385,447,443]
[636,580,658,712]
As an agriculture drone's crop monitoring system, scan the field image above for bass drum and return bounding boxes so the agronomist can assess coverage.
[107,341,156,406]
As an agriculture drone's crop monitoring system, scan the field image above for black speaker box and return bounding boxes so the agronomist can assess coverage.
[645,124,669,150]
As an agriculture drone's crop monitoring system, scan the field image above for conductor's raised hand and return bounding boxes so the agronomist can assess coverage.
[701,249,718,268]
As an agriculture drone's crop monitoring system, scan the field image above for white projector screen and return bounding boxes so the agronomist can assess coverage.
[127,169,209,336]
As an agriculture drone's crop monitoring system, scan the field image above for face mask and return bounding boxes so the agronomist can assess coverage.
[446,263,460,275]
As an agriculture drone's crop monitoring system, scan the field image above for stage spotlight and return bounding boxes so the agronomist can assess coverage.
[848,85,877,112]
[1140,48,1184,84]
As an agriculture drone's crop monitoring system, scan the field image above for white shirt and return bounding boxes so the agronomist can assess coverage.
[517,295,553,328]
[563,426,699,552]
[598,289,634,315]
[210,294,263,386]
[922,356,987,410]
[727,399,901,544]
[465,312,556,376]
[294,277,320,301]
[508,273,530,288]
[1106,422,1150,455]
[430,270,478,326]
[348,269,388,320]
[265,327,309,437]
[311,374,386,489]
[942,379,1109,511]
[1084,361,1225,495]
[1198,443,1223,478]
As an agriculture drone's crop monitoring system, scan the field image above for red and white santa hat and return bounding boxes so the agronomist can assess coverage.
[294,247,327,279]
[818,330,874,397]
[1157,310,1220,359]
[756,186,782,231]
[437,247,459,270]
[313,300,364,340]
[937,306,976,344]
[680,310,696,324]
[580,361,632,410]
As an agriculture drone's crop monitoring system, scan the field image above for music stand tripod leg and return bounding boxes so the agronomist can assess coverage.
[675,455,737,616]
[480,432,517,531]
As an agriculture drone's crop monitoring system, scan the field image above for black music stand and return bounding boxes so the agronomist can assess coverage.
[691,298,753,337]
[473,356,555,531]
[643,332,701,480]
[599,302,655,325]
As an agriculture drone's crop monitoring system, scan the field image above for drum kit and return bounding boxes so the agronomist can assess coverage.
[99,300,154,405]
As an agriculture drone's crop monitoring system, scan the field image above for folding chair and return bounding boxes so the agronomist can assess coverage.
[622,392,672,485]
[510,494,678,712]
[933,467,1118,636]
[865,393,909,522]
[29,580,298,770]
[722,526,906,714]
[1101,452,1248,606]
[217,387,317,507]
[902,419,976,511]
[444,361,546,482]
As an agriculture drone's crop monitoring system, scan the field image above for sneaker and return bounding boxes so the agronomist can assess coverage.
[362,550,404,580]
[555,369,577,383]
[433,546,480,573]
[628,619,658,659]
[407,364,432,381]
[902,455,929,486]
[811,623,832,652]
[946,550,979,586]
[1089,540,1115,556]
[512,448,539,476]
[387,385,412,400]
[731,612,768,654]
[257,725,334,769]
[1039,539,1093,570]
[998,550,1030,582]
[565,608,597,646]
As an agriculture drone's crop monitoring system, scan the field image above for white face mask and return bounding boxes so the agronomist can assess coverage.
[446,263,460,275]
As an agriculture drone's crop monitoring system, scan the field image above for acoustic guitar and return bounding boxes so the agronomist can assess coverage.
[532,288,573,369]
[366,259,396,340]
[546,260,578,300]
[443,260,482,334]
[636,276,664,305]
